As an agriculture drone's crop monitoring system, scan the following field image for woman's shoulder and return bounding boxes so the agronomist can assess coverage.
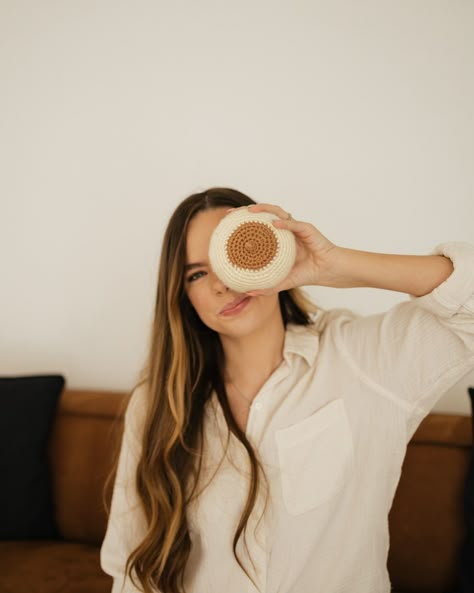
[284,307,361,357]
[308,306,360,334]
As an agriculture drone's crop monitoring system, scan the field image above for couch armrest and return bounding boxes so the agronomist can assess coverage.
[388,413,472,592]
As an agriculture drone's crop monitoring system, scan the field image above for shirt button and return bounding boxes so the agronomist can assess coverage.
[254,402,263,411]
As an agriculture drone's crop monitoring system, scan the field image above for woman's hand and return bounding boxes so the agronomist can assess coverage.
[227,203,455,297]
[240,203,340,296]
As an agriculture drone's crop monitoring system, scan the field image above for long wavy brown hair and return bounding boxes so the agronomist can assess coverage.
[104,187,319,593]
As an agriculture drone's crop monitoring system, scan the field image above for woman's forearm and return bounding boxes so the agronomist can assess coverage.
[321,248,454,297]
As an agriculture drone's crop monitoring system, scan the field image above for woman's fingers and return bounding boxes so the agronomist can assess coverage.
[248,202,293,221]
[271,217,306,231]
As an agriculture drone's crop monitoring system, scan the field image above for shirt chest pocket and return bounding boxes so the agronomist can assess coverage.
[274,398,354,516]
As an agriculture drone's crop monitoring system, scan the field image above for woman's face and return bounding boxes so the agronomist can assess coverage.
[184,207,282,339]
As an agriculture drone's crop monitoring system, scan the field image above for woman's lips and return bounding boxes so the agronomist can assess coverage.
[219,296,252,316]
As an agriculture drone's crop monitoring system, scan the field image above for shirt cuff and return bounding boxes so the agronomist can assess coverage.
[408,241,474,318]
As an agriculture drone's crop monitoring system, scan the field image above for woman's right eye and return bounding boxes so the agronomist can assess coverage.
[187,271,206,283]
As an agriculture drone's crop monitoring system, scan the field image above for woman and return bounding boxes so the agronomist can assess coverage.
[100,187,474,593]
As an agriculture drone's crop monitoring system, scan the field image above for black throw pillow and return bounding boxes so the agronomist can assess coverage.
[0,374,65,539]
[458,387,474,592]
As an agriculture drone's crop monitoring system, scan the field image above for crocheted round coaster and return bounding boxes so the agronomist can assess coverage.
[208,208,296,292]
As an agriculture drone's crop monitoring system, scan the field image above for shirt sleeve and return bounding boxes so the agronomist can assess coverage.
[100,385,155,593]
[334,241,474,439]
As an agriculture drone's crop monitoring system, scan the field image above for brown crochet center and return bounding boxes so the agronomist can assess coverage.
[226,222,278,270]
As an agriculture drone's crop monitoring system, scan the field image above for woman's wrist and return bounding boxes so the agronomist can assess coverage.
[316,247,454,297]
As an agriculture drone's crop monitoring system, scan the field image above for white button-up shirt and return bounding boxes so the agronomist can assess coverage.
[101,242,474,593]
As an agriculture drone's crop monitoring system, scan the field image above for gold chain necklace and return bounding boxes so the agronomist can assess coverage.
[226,378,253,405]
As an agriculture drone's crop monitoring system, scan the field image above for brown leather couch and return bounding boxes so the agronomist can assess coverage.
[0,389,471,593]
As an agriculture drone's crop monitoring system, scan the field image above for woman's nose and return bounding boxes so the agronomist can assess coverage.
[209,270,229,293]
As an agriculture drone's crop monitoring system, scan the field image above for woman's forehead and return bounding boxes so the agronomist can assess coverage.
[186,208,228,257]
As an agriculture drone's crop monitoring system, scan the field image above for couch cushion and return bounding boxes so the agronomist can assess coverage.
[48,389,128,544]
[0,375,65,539]
[0,540,112,593]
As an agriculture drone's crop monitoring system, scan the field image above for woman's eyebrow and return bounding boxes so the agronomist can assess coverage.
[184,261,208,272]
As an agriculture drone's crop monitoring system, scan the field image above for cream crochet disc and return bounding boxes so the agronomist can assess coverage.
[208,208,296,292]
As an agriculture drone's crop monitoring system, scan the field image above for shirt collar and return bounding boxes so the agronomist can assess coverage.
[283,320,320,368]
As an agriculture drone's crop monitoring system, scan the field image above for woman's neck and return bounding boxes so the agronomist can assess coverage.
[221,317,286,396]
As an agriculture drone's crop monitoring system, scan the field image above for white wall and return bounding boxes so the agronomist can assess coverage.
[1,1,473,413]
